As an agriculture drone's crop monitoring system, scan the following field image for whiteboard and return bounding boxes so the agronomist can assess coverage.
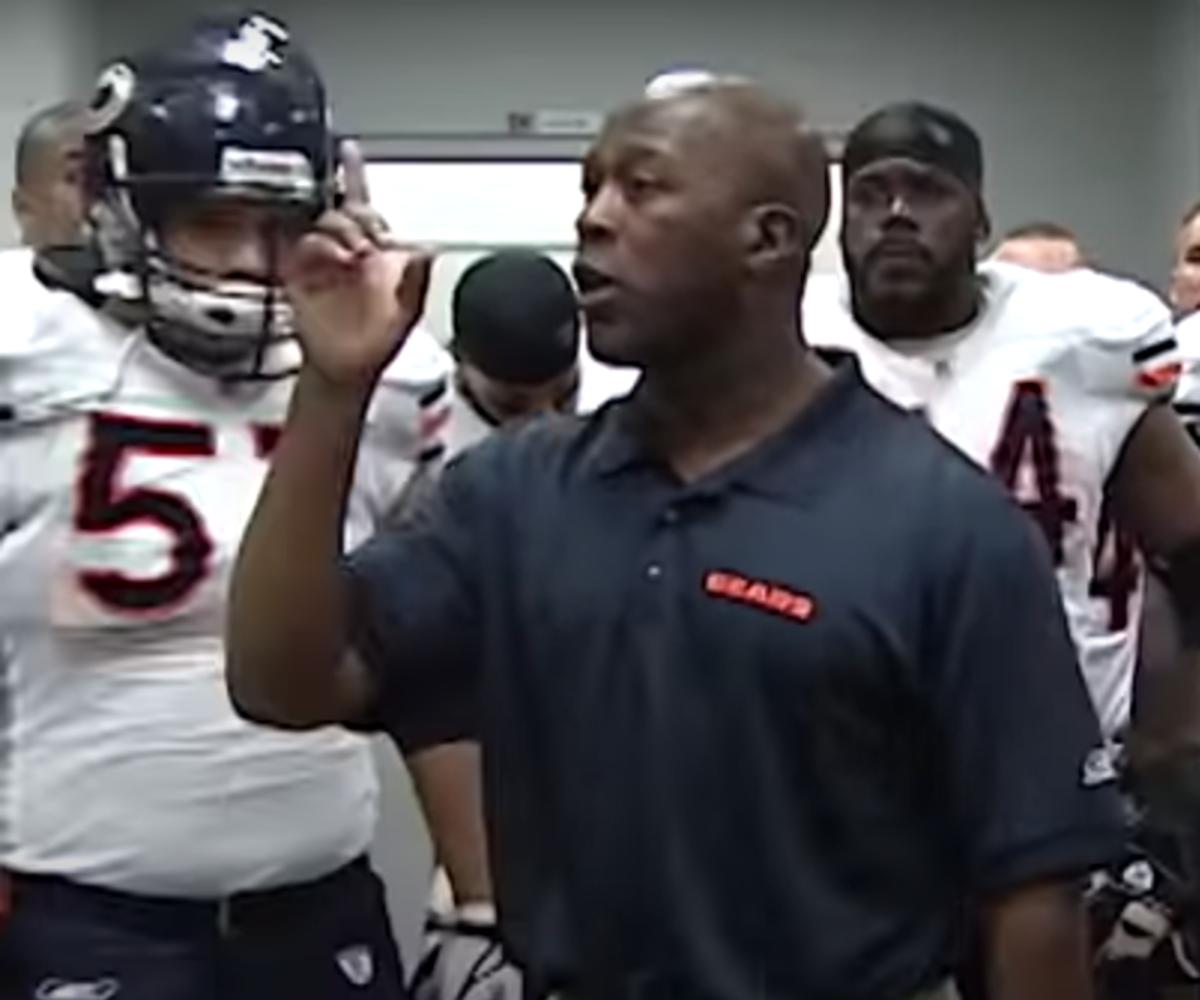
[365,159,843,408]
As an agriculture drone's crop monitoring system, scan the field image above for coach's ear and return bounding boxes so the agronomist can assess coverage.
[743,202,802,273]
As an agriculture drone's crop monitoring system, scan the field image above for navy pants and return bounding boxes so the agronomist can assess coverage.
[0,857,408,1000]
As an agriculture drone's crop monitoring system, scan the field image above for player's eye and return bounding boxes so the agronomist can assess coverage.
[847,177,888,209]
[907,172,953,204]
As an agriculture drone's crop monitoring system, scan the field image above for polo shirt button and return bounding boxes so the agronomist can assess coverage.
[646,563,663,580]
[661,507,680,525]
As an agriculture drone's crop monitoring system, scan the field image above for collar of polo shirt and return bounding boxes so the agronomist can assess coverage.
[585,360,865,502]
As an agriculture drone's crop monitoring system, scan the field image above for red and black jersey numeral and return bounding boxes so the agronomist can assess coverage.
[1176,402,1200,449]
[989,380,1079,564]
[76,413,216,613]
[252,424,282,460]
[1090,498,1140,632]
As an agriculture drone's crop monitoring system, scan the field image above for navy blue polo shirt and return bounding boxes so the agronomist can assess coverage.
[346,363,1122,1000]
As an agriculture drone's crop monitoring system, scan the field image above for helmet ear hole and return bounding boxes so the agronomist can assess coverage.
[85,62,136,135]
[206,305,236,327]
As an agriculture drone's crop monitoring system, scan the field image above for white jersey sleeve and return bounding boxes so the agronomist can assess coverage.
[0,286,130,421]
[0,253,104,534]
[350,326,452,538]
[802,272,862,356]
[1041,269,1179,484]
[1059,269,1180,406]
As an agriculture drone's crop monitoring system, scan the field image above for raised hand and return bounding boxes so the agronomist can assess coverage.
[285,139,433,391]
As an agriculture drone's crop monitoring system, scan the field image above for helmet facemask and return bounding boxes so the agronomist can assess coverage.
[142,231,296,381]
[91,169,313,381]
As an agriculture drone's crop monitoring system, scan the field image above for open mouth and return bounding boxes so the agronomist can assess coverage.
[573,260,620,305]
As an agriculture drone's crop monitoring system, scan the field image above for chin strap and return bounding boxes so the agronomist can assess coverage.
[34,244,109,308]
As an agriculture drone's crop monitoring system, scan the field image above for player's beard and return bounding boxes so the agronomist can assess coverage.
[850,248,979,341]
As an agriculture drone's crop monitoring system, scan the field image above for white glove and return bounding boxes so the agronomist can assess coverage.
[409,902,524,1000]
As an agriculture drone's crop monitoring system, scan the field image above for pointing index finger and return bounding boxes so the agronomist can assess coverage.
[339,138,371,207]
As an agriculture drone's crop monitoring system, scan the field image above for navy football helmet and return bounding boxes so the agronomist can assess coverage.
[81,12,334,379]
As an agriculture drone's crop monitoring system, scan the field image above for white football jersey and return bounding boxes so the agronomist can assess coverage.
[0,249,44,352]
[0,282,449,898]
[445,382,494,458]
[443,347,638,459]
[804,262,1179,738]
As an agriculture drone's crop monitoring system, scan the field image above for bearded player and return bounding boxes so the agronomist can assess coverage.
[804,102,1200,996]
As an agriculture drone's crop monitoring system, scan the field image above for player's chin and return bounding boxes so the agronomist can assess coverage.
[864,266,937,308]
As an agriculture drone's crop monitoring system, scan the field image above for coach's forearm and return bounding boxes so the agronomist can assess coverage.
[985,880,1092,1000]
[227,367,373,726]
[407,742,494,904]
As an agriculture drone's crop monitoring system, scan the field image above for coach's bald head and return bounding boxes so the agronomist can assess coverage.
[576,81,829,366]
[619,81,829,258]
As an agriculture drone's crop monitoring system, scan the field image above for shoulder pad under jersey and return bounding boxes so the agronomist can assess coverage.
[364,326,452,460]
[0,271,134,423]
[985,262,1178,403]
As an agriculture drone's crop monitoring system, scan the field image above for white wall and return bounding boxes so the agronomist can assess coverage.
[3,0,1194,275]
[1151,0,1200,285]
[84,0,1191,282]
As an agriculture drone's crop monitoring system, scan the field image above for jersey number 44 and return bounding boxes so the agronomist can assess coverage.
[990,380,1138,631]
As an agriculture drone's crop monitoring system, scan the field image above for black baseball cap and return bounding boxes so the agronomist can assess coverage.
[842,102,984,193]
[452,251,580,385]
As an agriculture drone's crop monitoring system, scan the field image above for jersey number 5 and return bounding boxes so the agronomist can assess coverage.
[74,413,280,616]
[75,413,216,613]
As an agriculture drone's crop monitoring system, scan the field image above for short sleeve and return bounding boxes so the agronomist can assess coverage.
[344,447,488,752]
[926,478,1125,893]
[1071,270,1179,405]
[352,330,452,533]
